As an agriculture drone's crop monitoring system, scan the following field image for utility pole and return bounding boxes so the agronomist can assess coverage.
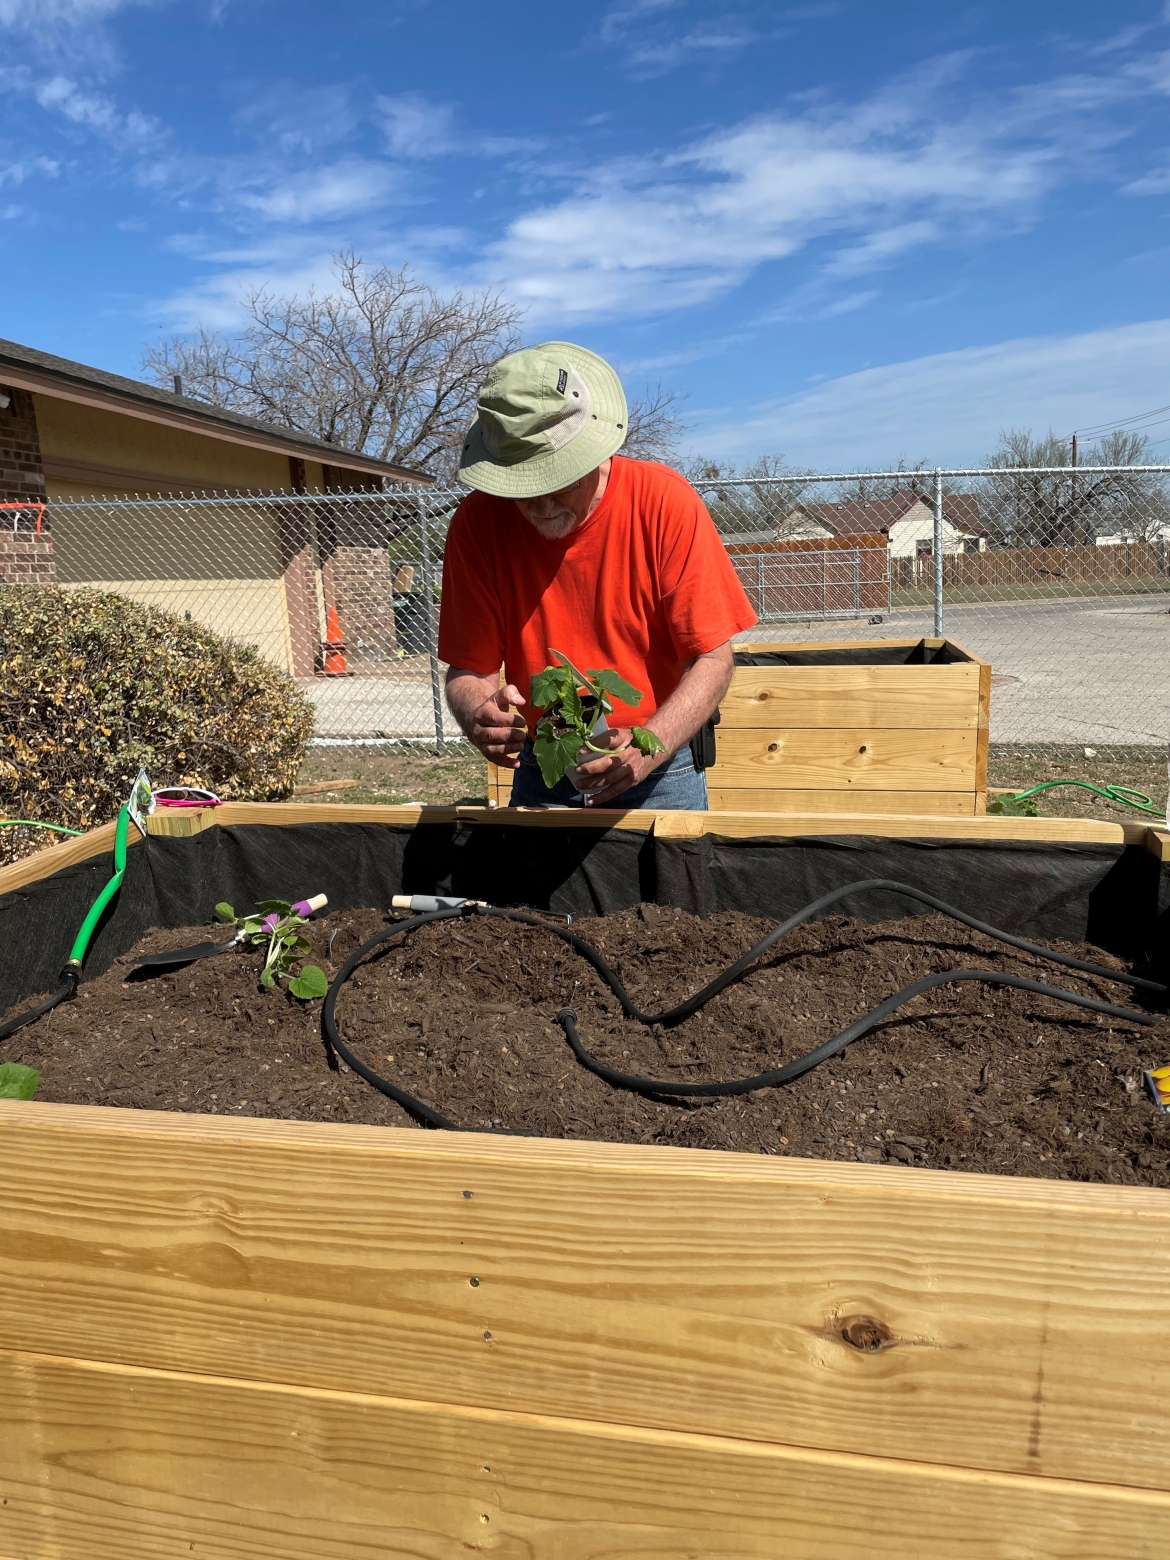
[1071,431,1078,519]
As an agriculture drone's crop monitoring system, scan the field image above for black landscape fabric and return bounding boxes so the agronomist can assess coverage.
[2,819,1167,1013]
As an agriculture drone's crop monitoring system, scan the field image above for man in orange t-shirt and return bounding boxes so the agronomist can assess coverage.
[439,342,757,808]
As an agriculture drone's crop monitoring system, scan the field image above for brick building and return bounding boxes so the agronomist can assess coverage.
[0,338,431,675]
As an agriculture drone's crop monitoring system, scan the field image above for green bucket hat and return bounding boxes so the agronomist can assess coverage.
[459,341,628,499]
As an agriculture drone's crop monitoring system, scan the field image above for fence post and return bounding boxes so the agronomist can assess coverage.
[416,495,447,754]
[932,468,945,639]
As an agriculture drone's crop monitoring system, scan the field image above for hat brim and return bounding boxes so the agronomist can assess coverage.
[459,341,628,499]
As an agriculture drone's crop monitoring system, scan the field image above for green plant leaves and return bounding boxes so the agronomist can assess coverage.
[530,652,655,788]
[288,963,329,1000]
[530,664,575,711]
[255,898,292,916]
[0,1062,40,1100]
[533,722,586,788]
[591,668,642,707]
[214,901,236,922]
[631,727,667,755]
[988,794,1040,817]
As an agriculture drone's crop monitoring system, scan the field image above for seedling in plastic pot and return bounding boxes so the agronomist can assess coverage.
[214,894,330,999]
[0,1061,39,1099]
[530,649,666,790]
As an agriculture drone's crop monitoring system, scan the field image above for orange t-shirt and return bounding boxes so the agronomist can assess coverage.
[437,456,757,733]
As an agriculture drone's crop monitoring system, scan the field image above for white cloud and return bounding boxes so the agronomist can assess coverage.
[1123,164,1170,194]
[0,155,59,186]
[0,0,162,65]
[688,320,1170,468]
[378,94,458,158]
[821,289,876,316]
[599,0,683,45]
[230,157,405,224]
[486,83,1056,321]
[235,84,360,156]
[824,221,940,277]
[157,250,344,330]
[0,0,142,25]
[482,42,1170,324]
[376,93,544,161]
[597,0,754,75]
[34,74,159,144]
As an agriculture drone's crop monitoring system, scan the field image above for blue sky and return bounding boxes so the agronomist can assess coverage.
[2,0,1170,469]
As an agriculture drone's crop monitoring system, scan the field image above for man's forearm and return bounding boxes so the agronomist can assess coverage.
[643,643,734,756]
[446,666,529,766]
[445,668,500,736]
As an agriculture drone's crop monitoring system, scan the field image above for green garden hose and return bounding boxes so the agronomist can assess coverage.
[0,820,83,836]
[65,804,130,971]
[0,804,130,1042]
[995,781,1163,817]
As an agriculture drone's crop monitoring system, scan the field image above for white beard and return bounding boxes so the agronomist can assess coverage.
[520,507,580,539]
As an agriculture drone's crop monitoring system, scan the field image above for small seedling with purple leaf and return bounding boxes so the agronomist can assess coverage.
[214,894,330,999]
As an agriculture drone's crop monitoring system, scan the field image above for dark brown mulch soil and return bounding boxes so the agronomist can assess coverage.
[6,905,1170,1185]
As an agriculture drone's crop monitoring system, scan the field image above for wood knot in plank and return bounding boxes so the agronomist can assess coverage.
[839,1315,895,1352]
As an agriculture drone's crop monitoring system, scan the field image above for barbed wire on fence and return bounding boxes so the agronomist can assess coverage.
[5,464,1168,758]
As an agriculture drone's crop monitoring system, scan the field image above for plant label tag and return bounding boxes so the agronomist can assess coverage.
[126,768,154,839]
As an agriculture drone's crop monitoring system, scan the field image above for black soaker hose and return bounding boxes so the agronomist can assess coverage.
[321,883,1163,1130]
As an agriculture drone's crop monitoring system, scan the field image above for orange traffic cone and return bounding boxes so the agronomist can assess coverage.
[320,604,349,676]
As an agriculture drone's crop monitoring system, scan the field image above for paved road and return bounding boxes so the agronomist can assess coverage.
[738,595,1170,745]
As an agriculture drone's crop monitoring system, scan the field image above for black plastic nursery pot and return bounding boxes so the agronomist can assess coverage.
[2,800,1169,1560]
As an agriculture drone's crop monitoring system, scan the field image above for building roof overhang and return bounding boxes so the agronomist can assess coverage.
[0,337,433,486]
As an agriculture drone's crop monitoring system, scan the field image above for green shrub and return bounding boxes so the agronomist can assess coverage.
[0,587,315,864]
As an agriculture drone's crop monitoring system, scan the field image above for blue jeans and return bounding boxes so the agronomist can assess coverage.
[509,739,708,810]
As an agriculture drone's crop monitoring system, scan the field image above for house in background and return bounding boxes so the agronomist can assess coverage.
[783,490,989,557]
[1096,526,1170,545]
[0,337,431,675]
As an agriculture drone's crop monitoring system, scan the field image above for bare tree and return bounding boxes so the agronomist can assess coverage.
[679,452,813,537]
[144,253,523,481]
[981,427,1167,546]
[621,381,691,462]
[835,457,930,504]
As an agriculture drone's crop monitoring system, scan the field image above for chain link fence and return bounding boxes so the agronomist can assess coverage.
[702,467,1170,757]
[8,463,1168,765]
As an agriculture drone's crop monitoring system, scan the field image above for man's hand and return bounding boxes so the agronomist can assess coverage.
[446,669,527,767]
[569,641,735,806]
[471,684,527,766]
[573,728,667,805]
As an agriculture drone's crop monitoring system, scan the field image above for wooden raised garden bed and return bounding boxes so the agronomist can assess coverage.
[1,802,1169,1559]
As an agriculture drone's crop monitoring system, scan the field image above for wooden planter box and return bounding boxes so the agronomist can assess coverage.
[489,637,990,814]
[709,637,991,816]
[2,804,1169,1559]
